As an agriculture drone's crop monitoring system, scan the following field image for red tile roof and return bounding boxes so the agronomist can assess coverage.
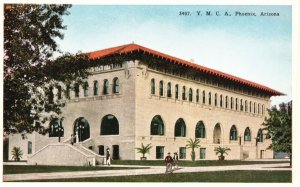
[88,43,283,96]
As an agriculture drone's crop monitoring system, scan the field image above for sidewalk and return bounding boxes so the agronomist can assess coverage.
[3,162,291,182]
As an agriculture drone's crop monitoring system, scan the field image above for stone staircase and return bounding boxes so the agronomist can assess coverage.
[27,141,105,166]
[74,143,106,165]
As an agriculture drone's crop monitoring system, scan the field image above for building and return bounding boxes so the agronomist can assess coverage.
[7,43,283,165]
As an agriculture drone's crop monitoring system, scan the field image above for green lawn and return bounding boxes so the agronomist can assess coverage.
[3,165,148,174]
[112,159,289,167]
[22,170,292,182]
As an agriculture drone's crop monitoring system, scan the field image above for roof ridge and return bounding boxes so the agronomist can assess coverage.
[87,43,283,96]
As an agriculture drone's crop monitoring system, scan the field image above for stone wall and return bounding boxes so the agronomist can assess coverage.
[134,61,273,160]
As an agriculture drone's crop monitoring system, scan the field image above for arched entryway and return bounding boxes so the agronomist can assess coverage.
[213,123,222,144]
[73,117,90,142]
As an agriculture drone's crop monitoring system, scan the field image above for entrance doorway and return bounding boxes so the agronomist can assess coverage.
[260,150,264,159]
[73,117,90,142]
[112,145,120,160]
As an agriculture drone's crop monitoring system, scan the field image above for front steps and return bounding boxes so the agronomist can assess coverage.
[27,142,105,166]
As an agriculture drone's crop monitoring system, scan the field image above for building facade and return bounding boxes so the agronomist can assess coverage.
[7,44,283,164]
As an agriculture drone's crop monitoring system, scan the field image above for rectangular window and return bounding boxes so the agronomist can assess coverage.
[156,146,164,159]
[98,145,104,155]
[66,84,71,99]
[57,86,62,100]
[179,147,186,159]
[200,148,206,159]
[28,141,32,154]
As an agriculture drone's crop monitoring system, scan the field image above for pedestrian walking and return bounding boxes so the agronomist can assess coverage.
[165,152,174,173]
[173,152,179,168]
[106,148,111,166]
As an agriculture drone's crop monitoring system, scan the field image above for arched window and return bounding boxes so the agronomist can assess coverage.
[103,79,109,95]
[257,129,263,142]
[196,89,199,102]
[202,91,206,104]
[175,84,179,99]
[175,118,186,137]
[189,88,193,102]
[159,80,163,96]
[151,79,155,95]
[167,82,171,97]
[195,121,206,138]
[182,86,186,100]
[254,102,256,114]
[213,123,222,144]
[235,98,238,110]
[208,92,212,105]
[262,104,265,115]
[244,127,251,141]
[113,78,119,94]
[225,96,228,108]
[100,114,119,135]
[258,103,261,114]
[214,93,217,106]
[74,117,90,142]
[220,95,223,107]
[94,80,99,96]
[240,99,243,111]
[245,100,248,112]
[230,97,233,109]
[74,83,80,98]
[49,118,64,137]
[83,81,89,97]
[250,101,252,113]
[150,115,164,135]
[230,125,238,140]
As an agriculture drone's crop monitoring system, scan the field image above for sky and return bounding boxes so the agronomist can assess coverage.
[56,5,292,106]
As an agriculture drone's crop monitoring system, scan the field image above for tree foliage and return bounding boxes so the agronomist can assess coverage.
[186,138,200,161]
[214,146,231,157]
[4,4,91,135]
[262,102,292,154]
[135,143,152,158]
[11,147,23,161]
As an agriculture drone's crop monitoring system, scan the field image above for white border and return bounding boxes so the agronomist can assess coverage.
[1,1,299,187]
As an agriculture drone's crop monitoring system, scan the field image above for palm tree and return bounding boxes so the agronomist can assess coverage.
[186,138,200,161]
[136,143,152,160]
[11,147,23,161]
[214,146,231,160]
